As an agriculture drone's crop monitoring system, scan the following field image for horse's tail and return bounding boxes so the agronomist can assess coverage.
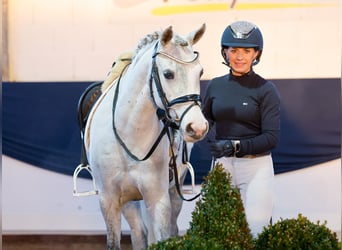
[101,51,133,92]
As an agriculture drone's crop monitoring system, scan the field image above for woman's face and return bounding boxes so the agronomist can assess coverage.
[224,47,259,76]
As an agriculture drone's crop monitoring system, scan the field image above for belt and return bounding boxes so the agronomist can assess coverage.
[238,152,270,158]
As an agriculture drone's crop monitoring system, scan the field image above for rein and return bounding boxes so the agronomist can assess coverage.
[112,41,202,201]
[112,63,168,162]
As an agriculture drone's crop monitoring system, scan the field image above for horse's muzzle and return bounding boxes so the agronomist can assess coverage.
[185,121,209,142]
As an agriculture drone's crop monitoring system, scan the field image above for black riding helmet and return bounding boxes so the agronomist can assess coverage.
[221,21,263,66]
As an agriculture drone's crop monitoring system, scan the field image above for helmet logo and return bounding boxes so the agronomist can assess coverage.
[230,21,256,39]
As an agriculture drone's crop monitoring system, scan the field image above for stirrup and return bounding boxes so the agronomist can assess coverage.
[73,164,99,196]
[181,162,196,194]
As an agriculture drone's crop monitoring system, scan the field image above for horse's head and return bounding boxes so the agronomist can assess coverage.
[150,24,209,142]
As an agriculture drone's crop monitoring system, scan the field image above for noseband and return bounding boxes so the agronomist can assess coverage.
[150,42,201,129]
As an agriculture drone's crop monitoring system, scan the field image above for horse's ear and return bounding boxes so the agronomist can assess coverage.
[187,23,206,46]
[161,26,173,46]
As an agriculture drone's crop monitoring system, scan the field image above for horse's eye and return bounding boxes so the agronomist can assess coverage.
[163,70,174,80]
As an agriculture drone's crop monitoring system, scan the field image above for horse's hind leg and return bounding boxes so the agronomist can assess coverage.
[99,194,122,250]
[122,201,148,250]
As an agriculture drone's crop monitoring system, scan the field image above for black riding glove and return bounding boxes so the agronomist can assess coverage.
[208,140,234,158]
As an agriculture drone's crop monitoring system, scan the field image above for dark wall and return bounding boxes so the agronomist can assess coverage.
[3,79,341,183]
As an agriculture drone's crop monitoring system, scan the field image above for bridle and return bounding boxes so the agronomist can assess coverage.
[150,42,201,130]
[112,41,203,201]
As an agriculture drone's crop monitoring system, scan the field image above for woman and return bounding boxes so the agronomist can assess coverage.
[202,20,281,237]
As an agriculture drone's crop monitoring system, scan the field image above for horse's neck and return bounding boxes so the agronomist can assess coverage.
[111,57,165,151]
[117,60,154,122]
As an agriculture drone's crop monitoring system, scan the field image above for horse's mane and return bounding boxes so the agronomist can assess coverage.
[134,31,160,57]
[101,28,189,92]
[134,29,189,58]
[101,32,160,92]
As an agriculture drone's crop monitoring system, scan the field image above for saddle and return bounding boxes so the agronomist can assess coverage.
[73,52,133,196]
[78,51,133,139]
[78,81,103,137]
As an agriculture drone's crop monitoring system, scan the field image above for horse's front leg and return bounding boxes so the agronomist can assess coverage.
[144,190,172,245]
[122,201,148,250]
[169,163,188,236]
[99,193,122,250]
[169,183,183,236]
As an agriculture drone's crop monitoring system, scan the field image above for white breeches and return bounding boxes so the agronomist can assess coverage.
[215,154,274,238]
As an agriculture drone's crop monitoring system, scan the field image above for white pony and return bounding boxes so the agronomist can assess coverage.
[83,24,208,249]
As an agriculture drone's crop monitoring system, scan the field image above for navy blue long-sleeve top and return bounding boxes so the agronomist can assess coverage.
[202,71,281,156]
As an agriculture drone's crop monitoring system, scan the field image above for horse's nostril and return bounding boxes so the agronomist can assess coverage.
[186,122,207,140]
[186,123,195,135]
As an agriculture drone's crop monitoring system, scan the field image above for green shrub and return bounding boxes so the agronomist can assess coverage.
[255,214,340,250]
[149,235,225,250]
[150,163,254,249]
[150,163,341,249]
